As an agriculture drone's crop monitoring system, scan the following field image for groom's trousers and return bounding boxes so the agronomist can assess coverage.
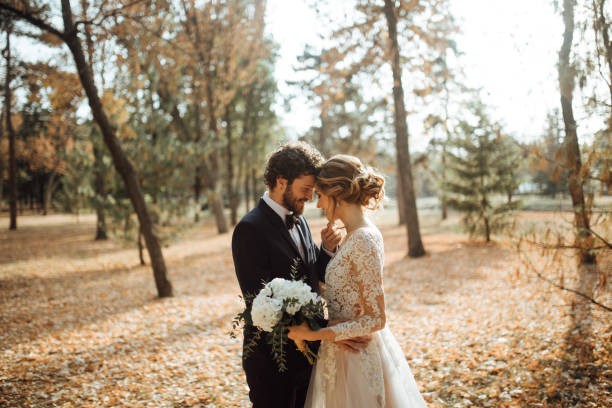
[243,348,313,408]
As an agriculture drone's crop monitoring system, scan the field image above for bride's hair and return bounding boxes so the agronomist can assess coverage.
[316,154,385,210]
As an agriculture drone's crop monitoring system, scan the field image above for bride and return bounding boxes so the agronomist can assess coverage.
[288,155,428,408]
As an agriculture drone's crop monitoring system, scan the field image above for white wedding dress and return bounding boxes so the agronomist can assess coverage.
[305,226,428,408]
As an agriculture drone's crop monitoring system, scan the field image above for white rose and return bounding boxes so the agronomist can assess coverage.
[251,291,282,332]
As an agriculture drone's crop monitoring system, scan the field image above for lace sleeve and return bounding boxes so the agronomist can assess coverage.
[329,230,386,341]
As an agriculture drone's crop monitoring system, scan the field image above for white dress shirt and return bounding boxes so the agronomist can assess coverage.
[263,191,306,260]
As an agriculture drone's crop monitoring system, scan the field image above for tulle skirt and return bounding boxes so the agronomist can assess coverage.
[305,327,428,408]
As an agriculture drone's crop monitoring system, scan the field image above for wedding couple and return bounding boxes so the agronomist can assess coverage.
[232,142,427,407]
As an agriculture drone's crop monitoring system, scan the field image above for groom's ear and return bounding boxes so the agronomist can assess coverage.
[275,176,288,192]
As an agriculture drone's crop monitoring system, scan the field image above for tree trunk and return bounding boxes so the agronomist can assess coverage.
[251,168,258,203]
[43,170,58,215]
[559,0,596,365]
[0,107,4,207]
[441,57,450,221]
[207,188,227,232]
[244,167,251,212]
[31,176,37,211]
[60,0,172,297]
[440,136,450,220]
[182,2,228,234]
[559,0,595,265]
[93,144,108,240]
[241,88,255,215]
[4,27,16,230]
[194,166,202,222]
[203,83,228,234]
[236,157,245,221]
[396,176,406,225]
[138,225,145,266]
[441,143,448,221]
[319,109,331,158]
[224,104,239,226]
[383,0,425,257]
[80,2,107,240]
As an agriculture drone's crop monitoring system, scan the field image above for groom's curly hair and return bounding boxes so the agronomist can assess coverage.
[264,141,324,189]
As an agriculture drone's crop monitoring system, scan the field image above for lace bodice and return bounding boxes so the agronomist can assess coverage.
[324,227,386,339]
[319,226,387,404]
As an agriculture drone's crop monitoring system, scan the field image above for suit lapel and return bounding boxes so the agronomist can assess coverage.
[257,200,319,291]
[257,199,303,261]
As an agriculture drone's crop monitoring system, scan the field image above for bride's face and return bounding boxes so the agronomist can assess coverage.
[315,189,336,222]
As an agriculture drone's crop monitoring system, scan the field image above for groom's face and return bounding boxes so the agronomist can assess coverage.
[282,174,315,215]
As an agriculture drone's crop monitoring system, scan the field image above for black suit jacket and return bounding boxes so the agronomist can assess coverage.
[231,199,331,388]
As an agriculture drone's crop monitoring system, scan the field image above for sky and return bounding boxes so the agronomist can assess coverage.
[13,0,590,153]
[265,0,566,152]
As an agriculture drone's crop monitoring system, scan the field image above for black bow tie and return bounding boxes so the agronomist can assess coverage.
[285,214,301,230]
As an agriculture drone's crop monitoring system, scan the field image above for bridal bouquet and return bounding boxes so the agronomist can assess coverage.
[232,259,325,372]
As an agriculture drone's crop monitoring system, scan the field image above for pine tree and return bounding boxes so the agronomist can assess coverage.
[444,103,521,242]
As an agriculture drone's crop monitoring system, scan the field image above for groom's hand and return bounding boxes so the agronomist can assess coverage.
[321,222,342,252]
[330,318,371,354]
[335,336,371,354]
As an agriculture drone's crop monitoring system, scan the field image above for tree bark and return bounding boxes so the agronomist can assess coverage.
[244,167,251,212]
[396,177,406,225]
[30,177,37,211]
[80,0,107,240]
[441,147,448,220]
[441,71,450,221]
[559,0,597,365]
[319,109,331,158]
[251,168,258,203]
[181,0,228,234]
[203,77,228,234]
[559,0,595,265]
[59,0,172,297]
[0,107,4,207]
[138,225,145,266]
[383,0,425,257]
[93,144,108,240]
[194,165,202,222]
[43,170,58,215]
[225,104,239,226]
[4,27,16,230]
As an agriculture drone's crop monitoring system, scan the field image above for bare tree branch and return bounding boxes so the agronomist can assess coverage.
[0,3,65,40]
[521,237,607,251]
[523,255,612,312]
[587,226,612,249]
[73,0,150,29]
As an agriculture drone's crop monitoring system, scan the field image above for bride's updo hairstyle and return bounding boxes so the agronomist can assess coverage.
[316,154,385,210]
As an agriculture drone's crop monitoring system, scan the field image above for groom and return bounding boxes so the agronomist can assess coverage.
[232,142,347,407]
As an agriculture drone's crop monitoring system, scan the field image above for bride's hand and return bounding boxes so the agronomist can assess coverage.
[330,319,372,353]
[288,322,315,342]
[321,222,342,252]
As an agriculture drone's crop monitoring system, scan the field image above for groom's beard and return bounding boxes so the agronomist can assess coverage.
[283,187,306,215]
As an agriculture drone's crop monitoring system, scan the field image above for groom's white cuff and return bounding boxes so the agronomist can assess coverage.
[322,245,336,257]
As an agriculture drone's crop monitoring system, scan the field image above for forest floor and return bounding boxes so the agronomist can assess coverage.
[0,209,610,407]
